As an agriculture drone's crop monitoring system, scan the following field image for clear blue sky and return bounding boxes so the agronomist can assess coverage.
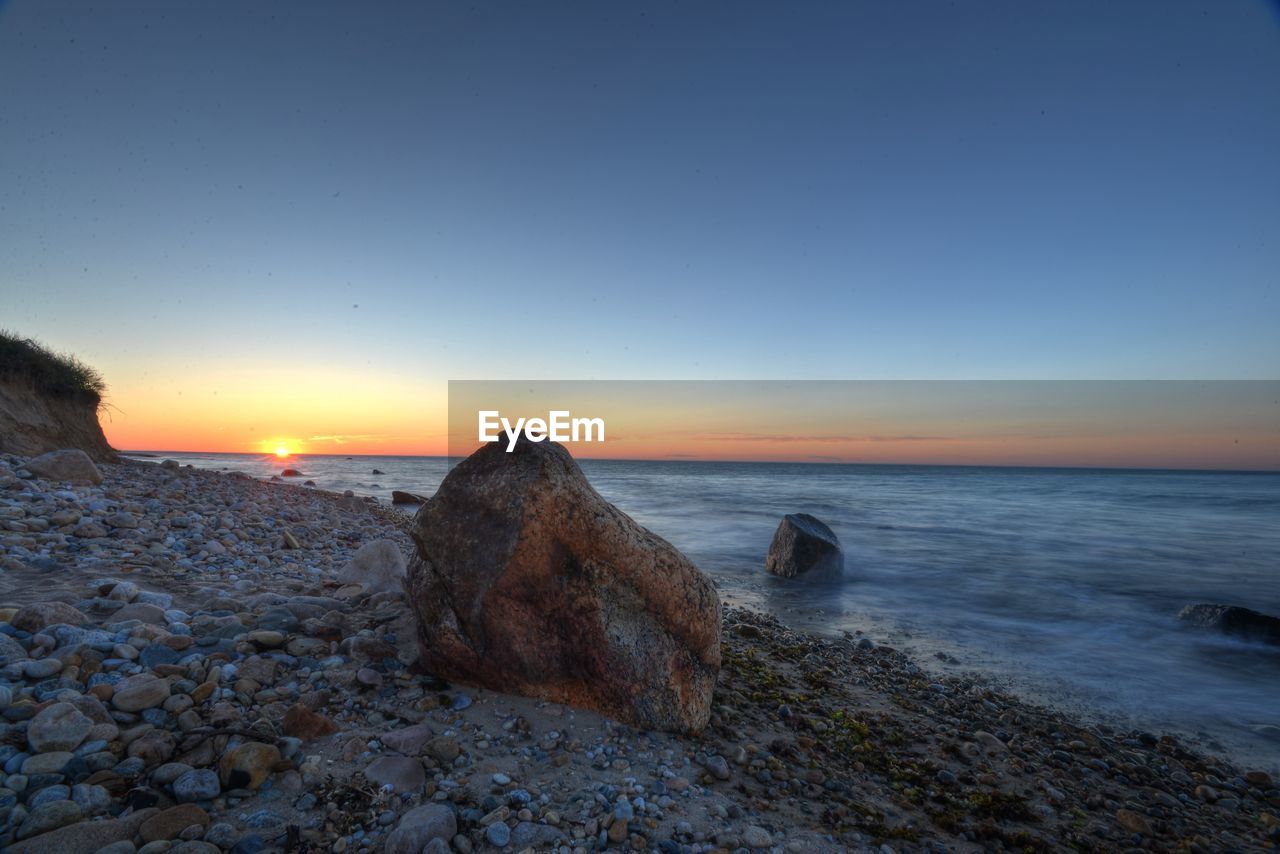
[2,1,1278,386]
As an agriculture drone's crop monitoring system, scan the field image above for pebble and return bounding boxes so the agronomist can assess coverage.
[485,821,511,846]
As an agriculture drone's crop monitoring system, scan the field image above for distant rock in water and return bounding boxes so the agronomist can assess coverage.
[23,449,104,485]
[280,468,303,477]
[766,513,843,577]
[1178,603,1280,646]
[391,490,428,505]
[405,438,721,733]
[372,468,385,475]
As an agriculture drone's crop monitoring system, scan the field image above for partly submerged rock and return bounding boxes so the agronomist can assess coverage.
[337,539,407,594]
[1178,603,1280,646]
[280,468,303,477]
[765,513,843,577]
[405,438,720,733]
[23,449,103,485]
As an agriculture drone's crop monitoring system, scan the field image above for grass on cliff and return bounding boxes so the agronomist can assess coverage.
[0,331,106,401]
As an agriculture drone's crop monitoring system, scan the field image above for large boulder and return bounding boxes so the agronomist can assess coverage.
[337,539,407,594]
[765,513,843,577]
[1178,603,1280,646]
[405,439,720,733]
[23,449,103,485]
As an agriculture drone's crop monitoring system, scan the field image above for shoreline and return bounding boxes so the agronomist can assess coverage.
[0,456,1276,851]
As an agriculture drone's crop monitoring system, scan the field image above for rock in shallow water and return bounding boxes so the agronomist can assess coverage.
[1178,603,1280,646]
[765,513,842,577]
[405,438,720,734]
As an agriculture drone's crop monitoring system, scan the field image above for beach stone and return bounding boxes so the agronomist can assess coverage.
[111,602,168,625]
[28,702,93,752]
[338,539,407,594]
[169,843,220,854]
[112,674,170,711]
[765,513,843,577]
[108,581,139,601]
[16,799,85,839]
[23,449,103,485]
[381,723,434,755]
[246,630,284,648]
[426,736,460,764]
[91,844,134,854]
[364,755,425,793]
[12,601,85,632]
[1245,770,1274,789]
[1178,603,1280,646]
[21,750,74,775]
[140,803,210,842]
[0,632,30,663]
[282,703,339,740]
[23,657,64,679]
[7,806,159,854]
[391,491,428,505]
[173,768,221,802]
[138,643,180,669]
[405,438,721,733]
[73,521,108,537]
[743,825,773,849]
[29,784,71,808]
[218,742,279,790]
[384,803,457,854]
[511,821,563,848]
[486,822,511,847]
[127,728,176,766]
[1116,809,1152,836]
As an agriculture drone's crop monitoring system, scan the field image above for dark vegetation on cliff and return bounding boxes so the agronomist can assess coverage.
[0,330,106,402]
[0,330,116,461]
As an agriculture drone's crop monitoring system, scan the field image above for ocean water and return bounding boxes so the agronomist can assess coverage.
[130,451,1280,767]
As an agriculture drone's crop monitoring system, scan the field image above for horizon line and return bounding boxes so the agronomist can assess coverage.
[119,449,1280,476]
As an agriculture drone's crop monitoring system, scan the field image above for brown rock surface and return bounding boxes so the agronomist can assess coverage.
[282,703,340,740]
[405,438,720,733]
[12,601,86,631]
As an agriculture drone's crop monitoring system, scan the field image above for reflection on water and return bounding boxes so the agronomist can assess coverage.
[132,451,1280,767]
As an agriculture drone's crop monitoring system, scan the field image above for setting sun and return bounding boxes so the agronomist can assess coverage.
[274,446,290,458]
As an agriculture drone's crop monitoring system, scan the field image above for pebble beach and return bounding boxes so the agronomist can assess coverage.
[1,456,1278,853]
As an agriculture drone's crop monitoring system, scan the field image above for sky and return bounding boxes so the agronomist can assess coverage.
[1,2,1277,457]
[449,381,1280,469]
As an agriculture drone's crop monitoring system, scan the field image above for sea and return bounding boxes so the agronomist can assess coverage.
[126,451,1280,769]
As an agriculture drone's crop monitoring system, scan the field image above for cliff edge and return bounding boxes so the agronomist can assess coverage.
[0,333,117,463]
